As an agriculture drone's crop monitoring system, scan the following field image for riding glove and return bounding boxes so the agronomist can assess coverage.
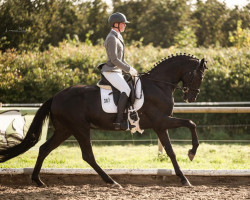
[129,67,138,76]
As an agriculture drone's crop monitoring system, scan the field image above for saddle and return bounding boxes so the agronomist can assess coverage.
[96,63,144,134]
[97,64,136,108]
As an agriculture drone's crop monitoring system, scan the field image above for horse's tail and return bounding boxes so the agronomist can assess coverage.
[0,97,53,163]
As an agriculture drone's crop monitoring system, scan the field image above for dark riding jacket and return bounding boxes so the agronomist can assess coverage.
[101,30,131,73]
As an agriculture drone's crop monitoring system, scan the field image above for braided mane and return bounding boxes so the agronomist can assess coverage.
[146,53,199,74]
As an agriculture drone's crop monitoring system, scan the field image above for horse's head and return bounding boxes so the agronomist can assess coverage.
[182,58,208,103]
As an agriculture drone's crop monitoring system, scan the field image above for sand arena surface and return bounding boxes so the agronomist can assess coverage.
[0,184,249,200]
[0,174,249,199]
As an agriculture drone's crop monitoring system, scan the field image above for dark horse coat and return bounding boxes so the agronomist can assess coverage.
[0,54,208,187]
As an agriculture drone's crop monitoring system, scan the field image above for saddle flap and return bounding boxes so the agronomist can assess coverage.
[99,87,144,114]
[97,74,136,107]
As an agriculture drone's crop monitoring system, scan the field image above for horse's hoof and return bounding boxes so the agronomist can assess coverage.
[188,149,195,161]
[181,179,193,187]
[110,181,123,189]
[32,179,47,187]
[38,183,47,188]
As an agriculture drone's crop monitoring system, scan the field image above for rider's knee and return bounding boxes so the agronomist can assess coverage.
[122,86,131,97]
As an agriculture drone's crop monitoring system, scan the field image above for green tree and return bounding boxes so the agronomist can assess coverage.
[29,0,81,50]
[229,20,250,48]
[83,0,110,44]
[0,0,34,50]
[114,0,193,48]
[192,0,228,47]
[141,0,193,47]
[0,0,109,51]
[1,0,250,50]
[112,0,150,43]
[174,26,197,47]
[222,4,250,46]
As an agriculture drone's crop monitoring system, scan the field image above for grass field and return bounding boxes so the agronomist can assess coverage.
[0,143,249,169]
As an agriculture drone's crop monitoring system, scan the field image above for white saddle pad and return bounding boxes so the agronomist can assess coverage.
[100,78,144,113]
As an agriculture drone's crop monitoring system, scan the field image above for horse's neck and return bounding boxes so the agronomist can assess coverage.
[147,62,181,84]
[147,58,196,84]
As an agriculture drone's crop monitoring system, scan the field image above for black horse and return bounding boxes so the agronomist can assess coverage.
[0,54,207,187]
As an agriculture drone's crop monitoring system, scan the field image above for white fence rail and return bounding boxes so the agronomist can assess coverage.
[174,102,250,106]
[1,107,250,114]
[1,105,250,114]
[173,107,250,113]
[2,102,250,107]
[1,102,249,149]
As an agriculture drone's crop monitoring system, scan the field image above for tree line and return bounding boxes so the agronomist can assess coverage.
[0,0,249,51]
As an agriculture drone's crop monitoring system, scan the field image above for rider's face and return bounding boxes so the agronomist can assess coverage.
[119,23,126,32]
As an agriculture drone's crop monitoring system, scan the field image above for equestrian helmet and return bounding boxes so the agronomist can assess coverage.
[108,12,130,27]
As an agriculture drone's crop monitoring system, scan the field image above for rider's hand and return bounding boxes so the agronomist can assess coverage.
[129,67,138,76]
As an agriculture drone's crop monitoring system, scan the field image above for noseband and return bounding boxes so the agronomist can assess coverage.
[182,68,204,94]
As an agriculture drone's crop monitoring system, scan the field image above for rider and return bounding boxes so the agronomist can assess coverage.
[101,12,138,130]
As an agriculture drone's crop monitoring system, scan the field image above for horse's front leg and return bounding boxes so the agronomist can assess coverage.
[155,129,192,186]
[158,116,199,161]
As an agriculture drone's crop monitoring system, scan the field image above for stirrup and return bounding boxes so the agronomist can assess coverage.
[113,121,135,131]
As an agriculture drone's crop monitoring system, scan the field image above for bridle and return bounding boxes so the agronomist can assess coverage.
[181,69,203,94]
[139,61,205,94]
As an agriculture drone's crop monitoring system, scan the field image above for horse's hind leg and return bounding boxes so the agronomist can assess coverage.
[73,127,120,187]
[32,129,71,187]
[155,129,192,186]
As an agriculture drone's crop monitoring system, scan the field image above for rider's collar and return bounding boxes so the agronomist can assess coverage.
[111,29,123,43]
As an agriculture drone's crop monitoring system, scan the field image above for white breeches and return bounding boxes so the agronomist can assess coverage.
[102,71,131,97]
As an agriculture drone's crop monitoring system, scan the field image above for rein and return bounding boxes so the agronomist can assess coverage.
[140,75,185,92]
[138,73,194,94]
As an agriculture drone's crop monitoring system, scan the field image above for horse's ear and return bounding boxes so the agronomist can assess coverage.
[200,58,205,66]
[199,58,205,69]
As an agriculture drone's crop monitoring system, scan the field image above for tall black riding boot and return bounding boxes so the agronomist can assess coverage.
[114,92,129,130]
